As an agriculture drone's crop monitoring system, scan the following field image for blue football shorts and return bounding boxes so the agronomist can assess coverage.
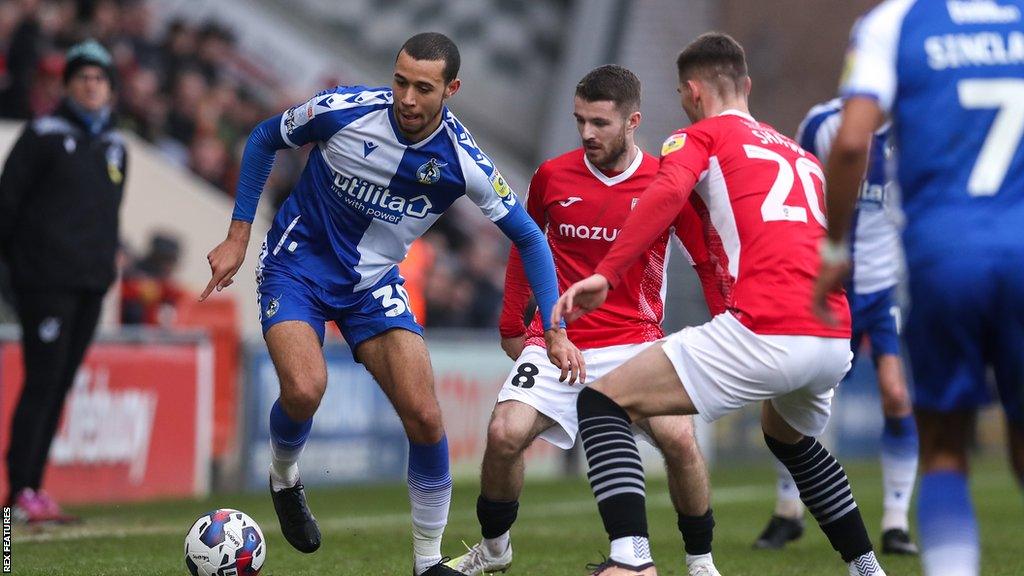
[849,285,903,366]
[904,250,1024,424]
[256,262,422,351]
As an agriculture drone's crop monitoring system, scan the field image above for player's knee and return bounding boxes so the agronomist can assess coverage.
[918,432,968,472]
[401,404,444,444]
[917,410,970,473]
[654,423,700,464]
[278,373,326,421]
[879,378,912,416]
[881,389,912,417]
[920,450,968,474]
[486,413,532,459]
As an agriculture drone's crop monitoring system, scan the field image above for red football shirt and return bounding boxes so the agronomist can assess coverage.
[594,111,851,338]
[499,147,727,350]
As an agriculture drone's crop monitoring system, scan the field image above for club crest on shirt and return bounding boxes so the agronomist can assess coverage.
[264,295,281,319]
[416,158,447,185]
[490,170,515,205]
[661,133,686,156]
[106,144,124,184]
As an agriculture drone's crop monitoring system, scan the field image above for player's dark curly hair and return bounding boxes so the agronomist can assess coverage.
[399,32,461,84]
[575,64,641,114]
[676,32,748,94]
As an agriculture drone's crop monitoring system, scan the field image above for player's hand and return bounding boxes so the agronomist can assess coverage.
[812,260,851,325]
[544,328,586,386]
[501,335,527,361]
[201,222,251,301]
[551,274,610,326]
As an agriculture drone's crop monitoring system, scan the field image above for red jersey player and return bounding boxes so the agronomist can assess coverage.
[554,34,887,576]
[446,66,723,576]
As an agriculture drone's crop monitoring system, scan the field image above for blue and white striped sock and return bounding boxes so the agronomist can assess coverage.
[919,471,978,576]
[408,436,453,575]
[880,415,918,531]
[268,399,312,491]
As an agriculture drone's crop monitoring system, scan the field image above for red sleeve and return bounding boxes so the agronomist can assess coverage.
[499,165,549,338]
[594,128,711,288]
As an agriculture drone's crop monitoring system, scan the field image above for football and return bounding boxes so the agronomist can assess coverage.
[184,509,266,576]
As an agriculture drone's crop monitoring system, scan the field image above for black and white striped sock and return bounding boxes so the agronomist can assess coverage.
[765,434,873,563]
[577,387,652,566]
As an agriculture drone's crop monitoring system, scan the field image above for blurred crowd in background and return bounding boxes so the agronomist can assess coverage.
[0,0,510,329]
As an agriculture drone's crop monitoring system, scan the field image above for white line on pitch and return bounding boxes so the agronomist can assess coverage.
[14,485,768,543]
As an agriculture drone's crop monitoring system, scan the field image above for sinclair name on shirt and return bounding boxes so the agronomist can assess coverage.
[925,30,1024,70]
[332,171,432,223]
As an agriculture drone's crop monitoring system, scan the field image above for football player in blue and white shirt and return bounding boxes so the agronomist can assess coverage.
[756,99,919,556]
[201,33,583,576]
[814,3,1024,575]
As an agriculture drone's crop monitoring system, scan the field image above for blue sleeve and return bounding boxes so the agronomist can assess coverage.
[231,115,289,222]
[495,202,562,331]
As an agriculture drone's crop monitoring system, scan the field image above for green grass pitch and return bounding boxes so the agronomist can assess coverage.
[11,458,1022,575]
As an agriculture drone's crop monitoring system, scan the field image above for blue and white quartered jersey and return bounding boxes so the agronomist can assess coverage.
[841,0,1024,266]
[237,85,516,292]
[232,85,561,329]
[797,99,902,294]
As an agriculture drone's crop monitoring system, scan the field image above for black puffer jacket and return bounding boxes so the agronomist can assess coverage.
[0,101,127,291]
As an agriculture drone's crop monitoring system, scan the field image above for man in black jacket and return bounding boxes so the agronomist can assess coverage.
[0,39,126,523]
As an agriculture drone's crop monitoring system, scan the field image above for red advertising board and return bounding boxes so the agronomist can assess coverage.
[0,339,212,504]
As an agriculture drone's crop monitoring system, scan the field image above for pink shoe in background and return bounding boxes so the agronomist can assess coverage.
[34,490,79,524]
[10,488,50,524]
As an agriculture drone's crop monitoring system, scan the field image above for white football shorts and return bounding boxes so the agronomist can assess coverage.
[661,311,852,437]
[496,342,655,449]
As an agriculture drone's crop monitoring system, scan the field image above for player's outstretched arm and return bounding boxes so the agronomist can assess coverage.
[201,115,289,301]
[495,204,584,383]
[498,170,548,360]
[814,97,884,323]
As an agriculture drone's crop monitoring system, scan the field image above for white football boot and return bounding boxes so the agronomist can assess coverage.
[687,556,722,576]
[445,540,513,575]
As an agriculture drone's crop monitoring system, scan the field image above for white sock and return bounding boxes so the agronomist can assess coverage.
[483,531,510,557]
[922,544,979,576]
[413,527,444,575]
[880,453,916,531]
[774,459,804,519]
[881,507,909,533]
[849,551,885,576]
[610,536,653,567]
[269,439,302,491]
[686,552,713,567]
[407,455,452,569]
